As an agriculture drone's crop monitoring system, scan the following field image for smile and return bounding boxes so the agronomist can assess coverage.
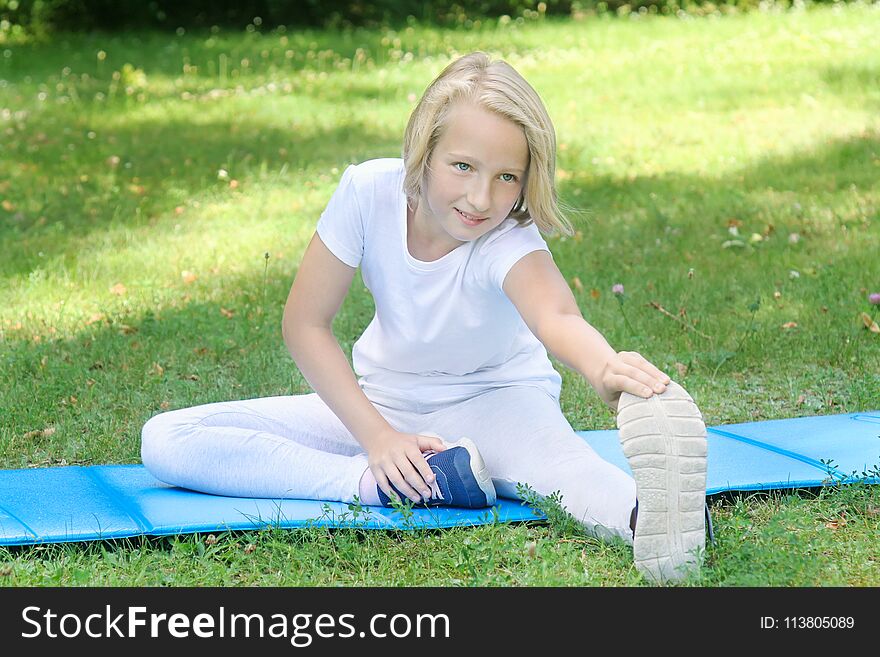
[455,208,488,226]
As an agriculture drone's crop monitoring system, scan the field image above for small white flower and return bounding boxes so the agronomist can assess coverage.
[217,168,229,180]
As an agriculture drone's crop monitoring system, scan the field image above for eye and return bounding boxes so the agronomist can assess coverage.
[500,173,518,183]
[453,162,471,172]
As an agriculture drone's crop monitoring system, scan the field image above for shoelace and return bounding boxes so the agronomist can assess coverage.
[428,478,443,501]
[422,450,444,501]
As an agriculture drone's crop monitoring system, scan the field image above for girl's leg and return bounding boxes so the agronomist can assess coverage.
[141,393,406,503]
[417,386,637,544]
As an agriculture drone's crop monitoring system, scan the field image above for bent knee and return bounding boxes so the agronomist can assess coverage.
[140,409,190,480]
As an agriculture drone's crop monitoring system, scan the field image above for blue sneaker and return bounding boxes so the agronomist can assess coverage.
[378,437,496,508]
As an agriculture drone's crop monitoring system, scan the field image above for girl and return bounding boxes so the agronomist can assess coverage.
[141,52,708,583]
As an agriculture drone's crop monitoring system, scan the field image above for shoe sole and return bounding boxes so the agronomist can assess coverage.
[616,381,707,583]
[446,437,497,507]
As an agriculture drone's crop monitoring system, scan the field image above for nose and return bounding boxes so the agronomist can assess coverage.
[466,176,491,215]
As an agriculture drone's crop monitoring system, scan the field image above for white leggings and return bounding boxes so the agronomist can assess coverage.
[140,385,636,543]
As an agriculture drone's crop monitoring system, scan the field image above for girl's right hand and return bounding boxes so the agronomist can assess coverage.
[367,429,447,504]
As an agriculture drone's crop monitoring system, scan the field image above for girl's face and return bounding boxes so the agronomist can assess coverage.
[414,102,528,255]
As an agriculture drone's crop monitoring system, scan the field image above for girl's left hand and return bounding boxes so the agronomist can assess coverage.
[595,351,671,411]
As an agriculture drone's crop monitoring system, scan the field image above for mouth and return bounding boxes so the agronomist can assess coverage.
[455,208,488,226]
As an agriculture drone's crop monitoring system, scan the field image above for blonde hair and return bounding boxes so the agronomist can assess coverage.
[402,51,574,237]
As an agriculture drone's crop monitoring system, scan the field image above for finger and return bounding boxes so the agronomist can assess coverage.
[409,449,437,488]
[376,460,422,503]
[392,458,431,502]
[416,433,446,453]
[372,469,399,503]
[385,469,422,504]
[641,359,671,384]
[621,361,669,393]
[614,370,661,398]
[620,352,670,384]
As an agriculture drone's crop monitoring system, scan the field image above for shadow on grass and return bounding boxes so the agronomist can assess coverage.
[0,28,431,81]
[820,62,880,114]
[0,114,401,278]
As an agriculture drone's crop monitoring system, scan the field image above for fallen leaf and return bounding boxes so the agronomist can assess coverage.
[860,312,880,333]
[1,200,15,212]
[782,322,798,329]
[22,426,56,440]
[824,516,847,530]
[244,543,257,554]
[796,394,806,406]
[525,541,536,558]
[726,218,743,228]
[151,362,165,376]
[675,362,688,379]
[590,288,600,300]
[160,400,171,410]
[229,179,239,189]
[118,324,137,335]
[220,307,235,318]
[571,276,583,292]
[181,270,197,285]
[86,312,106,325]
[109,283,126,296]
[185,374,200,381]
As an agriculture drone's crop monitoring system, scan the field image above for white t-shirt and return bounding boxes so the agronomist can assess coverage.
[315,158,562,411]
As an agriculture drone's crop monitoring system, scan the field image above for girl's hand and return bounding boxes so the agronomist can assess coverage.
[595,351,671,411]
[366,429,447,504]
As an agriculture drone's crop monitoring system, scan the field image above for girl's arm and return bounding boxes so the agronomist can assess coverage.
[502,250,670,411]
[282,232,444,503]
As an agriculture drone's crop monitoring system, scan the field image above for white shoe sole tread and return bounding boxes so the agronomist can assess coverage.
[617,382,707,583]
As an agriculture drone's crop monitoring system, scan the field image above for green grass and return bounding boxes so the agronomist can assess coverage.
[1,4,879,586]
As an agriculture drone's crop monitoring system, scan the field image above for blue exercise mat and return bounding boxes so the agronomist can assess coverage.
[1,410,878,546]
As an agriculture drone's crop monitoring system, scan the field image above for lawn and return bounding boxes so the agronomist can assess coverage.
[1,4,878,586]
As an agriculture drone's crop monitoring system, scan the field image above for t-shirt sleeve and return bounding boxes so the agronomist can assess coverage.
[315,164,364,268]
[482,221,553,291]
